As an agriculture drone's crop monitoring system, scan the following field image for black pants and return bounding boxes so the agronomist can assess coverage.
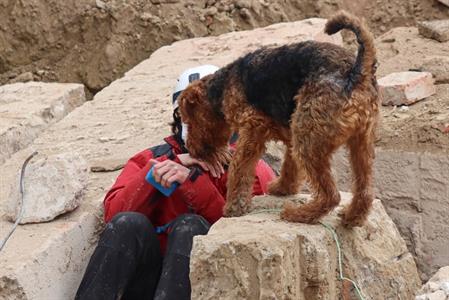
[75,212,210,300]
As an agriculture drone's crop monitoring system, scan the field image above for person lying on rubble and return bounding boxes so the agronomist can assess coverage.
[75,65,275,300]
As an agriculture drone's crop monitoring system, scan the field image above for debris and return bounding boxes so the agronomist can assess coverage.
[416,266,449,299]
[95,0,107,10]
[420,56,449,84]
[90,158,125,172]
[443,123,449,134]
[6,152,89,224]
[378,71,436,106]
[418,20,449,42]
[191,194,421,299]
[9,72,34,83]
[0,82,86,165]
[437,0,449,8]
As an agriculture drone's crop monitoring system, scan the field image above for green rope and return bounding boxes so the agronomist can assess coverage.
[318,221,365,300]
[0,151,38,252]
[248,208,366,300]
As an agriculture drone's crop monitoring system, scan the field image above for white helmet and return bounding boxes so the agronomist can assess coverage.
[172,64,219,109]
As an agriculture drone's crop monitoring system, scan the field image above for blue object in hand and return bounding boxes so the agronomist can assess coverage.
[145,165,179,197]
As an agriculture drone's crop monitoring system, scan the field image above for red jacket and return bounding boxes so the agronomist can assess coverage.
[103,136,275,253]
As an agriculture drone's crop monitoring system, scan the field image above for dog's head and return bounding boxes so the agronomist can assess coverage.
[178,78,231,163]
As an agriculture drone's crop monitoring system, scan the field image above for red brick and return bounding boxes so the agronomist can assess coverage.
[378,72,436,106]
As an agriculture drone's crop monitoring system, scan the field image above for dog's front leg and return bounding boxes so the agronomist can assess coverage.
[223,127,266,217]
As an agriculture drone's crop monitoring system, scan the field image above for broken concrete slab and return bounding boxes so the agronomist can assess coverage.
[0,211,100,300]
[378,71,436,106]
[5,152,89,224]
[333,149,449,281]
[416,266,449,300]
[191,193,421,299]
[0,82,86,165]
[418,20,449,42]
[265,143,449,281]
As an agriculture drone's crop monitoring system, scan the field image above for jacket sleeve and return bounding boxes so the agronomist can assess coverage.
[103,149,170,223]
[252,159,276,195]
[171,159,276,225]
[170,168,226,225]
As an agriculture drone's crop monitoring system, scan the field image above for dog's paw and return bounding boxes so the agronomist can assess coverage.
[339,208,366,228]
[280,201,320,224]
[223,200,250,217]
[267,178,296,196]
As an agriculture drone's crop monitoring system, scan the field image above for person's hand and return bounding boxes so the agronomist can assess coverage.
[177,153,224,178]
[150,159,190,188]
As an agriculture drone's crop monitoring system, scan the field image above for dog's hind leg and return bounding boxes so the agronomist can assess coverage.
[268,143,305,196]
[281,140,341,223]
[341,130,375,227]
[224,120,268,217]
[281,95,341,223]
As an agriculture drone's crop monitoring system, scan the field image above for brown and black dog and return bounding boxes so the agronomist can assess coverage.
[178,11,380,227]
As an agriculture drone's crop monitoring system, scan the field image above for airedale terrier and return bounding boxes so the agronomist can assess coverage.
[178,11,380,227]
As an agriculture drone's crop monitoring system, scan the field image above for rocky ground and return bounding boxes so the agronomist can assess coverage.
[1,0,449,96]
[1,2,449,299]
[375,26,449,154]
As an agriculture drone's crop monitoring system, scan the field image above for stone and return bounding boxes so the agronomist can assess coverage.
[420,56,449,83]
[95,0,107,10]
[378,72,436,106]
[438,0,449,7]
[0,212,100,300]
[191,193,421,299]
[90,158,125,172]
[5,152,89,224]
[0,82,86,165]
[9,72,34,83]
[266,147,449,280]
[416,266,449,299]
[418,20,449,42]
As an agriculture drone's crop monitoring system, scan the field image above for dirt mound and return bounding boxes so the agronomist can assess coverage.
[1,0,448,95]
[375,27,449,153]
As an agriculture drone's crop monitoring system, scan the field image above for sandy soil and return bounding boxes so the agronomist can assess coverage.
[375,27,449,154]
[1,0,448,95]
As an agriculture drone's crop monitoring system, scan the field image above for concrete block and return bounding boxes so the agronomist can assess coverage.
[374,150,421,210]
[0,82,86,165]
[328,148,449,280]
[5,152,89,224]
[0,212,100,300]
[378,72,436,106]
[191,193,421,299]
[387,208,424,255]
[416,266,449,300]
[418,20,449,42]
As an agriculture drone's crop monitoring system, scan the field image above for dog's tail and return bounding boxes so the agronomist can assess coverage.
[325,11,376,93]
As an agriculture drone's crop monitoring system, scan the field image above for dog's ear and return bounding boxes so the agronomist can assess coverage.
[179,82,206,119]
[184,82,205,105]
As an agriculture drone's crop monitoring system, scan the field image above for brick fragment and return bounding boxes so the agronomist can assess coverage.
[378,72,436,106]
